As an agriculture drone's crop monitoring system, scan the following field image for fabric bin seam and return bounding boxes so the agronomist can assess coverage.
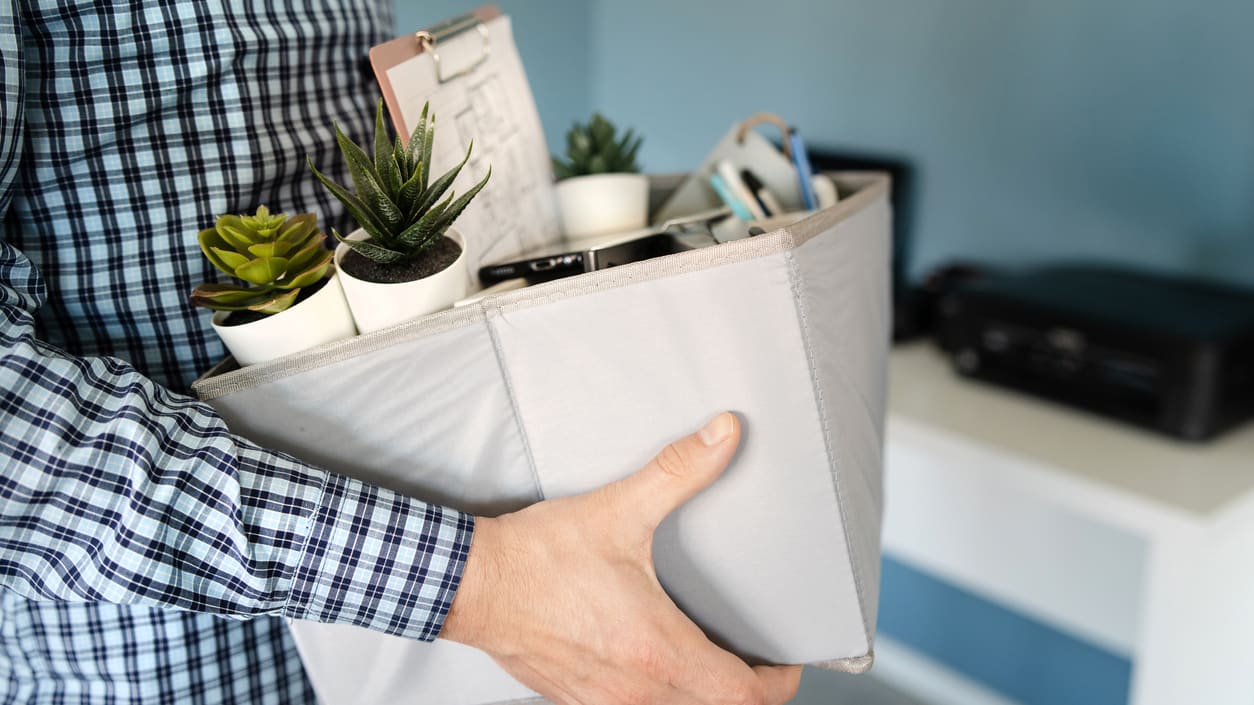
[784,245,871,654]
[485,305,544,503]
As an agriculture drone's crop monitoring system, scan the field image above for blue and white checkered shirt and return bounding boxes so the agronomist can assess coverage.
[0,1,474,702]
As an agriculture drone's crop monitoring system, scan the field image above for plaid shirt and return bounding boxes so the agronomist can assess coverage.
[0,1,474,703]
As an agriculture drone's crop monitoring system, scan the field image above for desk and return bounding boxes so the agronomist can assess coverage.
[882,343,1254,704]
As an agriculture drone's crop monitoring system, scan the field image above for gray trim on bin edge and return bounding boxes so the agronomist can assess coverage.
[192,172,889,401]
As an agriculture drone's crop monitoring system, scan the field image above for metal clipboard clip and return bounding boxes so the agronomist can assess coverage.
[415,12,492,84]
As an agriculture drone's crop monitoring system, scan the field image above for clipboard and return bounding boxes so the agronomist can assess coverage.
[369,5,503,139]
[367,5,559,286]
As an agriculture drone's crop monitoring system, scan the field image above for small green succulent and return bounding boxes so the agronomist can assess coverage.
[552,113,643,180]
[308,100,490,265]
[190,206,332,314]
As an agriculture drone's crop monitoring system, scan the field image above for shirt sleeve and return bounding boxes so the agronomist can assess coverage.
[0,6,472,642]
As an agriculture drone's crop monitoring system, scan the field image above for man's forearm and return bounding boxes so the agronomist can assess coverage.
[1,240,472,637]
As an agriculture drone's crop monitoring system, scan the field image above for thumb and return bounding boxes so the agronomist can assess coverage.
[612,412,741,532]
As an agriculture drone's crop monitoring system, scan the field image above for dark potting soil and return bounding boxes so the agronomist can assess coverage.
[220,276,329,327]
[339,236,462,284]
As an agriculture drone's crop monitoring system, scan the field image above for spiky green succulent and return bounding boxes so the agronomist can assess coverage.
[552,113,643,180]
[308,100,490,265]
[190,206,332,314]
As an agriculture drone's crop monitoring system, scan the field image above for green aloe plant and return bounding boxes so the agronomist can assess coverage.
[308,100,490,264]
[190,206,332,314]
[552,113,643,180]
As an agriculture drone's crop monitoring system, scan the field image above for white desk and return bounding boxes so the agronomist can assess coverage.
[882,343,1254,704]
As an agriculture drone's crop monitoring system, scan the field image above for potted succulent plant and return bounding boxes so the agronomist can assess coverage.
[191,206,356,366]
[308,101,490,333]
[552,113,647,238]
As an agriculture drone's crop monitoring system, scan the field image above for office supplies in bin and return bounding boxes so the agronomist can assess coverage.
[653,112,836,228]
[193,6,891,705]
[476,208,742,287]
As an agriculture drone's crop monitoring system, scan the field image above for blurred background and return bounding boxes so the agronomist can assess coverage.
[397,2,1254,704]
[400,0,1254,286]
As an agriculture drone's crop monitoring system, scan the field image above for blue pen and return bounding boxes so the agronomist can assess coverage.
[789,128,818,210]
[709,172,755,221]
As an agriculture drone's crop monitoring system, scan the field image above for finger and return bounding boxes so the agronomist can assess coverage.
[607,673,705,705]
[668,624,769,705]
[609,412,741,531]
[499,657,582,705]
[662,686,707,705]
[754,664,804,705]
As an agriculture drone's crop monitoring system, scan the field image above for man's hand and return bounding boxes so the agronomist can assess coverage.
[440,412,803,705]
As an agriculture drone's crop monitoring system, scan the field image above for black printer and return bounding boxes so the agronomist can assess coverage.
[935,265,1254,441]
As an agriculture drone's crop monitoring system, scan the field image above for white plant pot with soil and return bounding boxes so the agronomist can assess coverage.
[211,272,357,367]
[334,228,468,334]
[555,173,649,239]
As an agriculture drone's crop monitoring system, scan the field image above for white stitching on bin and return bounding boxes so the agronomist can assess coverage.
[484,305,544,502]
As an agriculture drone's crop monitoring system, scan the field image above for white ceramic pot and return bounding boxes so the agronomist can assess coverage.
[555,173,649,239]
[211,271,357,367]
[334,228,468,334]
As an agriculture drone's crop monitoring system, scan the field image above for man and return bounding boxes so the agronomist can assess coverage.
[0,1,802,703]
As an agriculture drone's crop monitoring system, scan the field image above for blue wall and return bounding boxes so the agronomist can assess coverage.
[394,1,1254,286]
[588,0,1254,285]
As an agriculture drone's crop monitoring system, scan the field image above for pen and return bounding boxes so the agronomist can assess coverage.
[788,128,817,210]
[716,159,765,220]
[709,172,755,221]
[741,168,782,217]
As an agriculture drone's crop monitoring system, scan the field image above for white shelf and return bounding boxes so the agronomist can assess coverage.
[882,343,1254,704]
[888,343,1254,534]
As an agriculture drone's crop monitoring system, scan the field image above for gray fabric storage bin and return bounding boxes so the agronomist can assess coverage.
[192,172,891,705]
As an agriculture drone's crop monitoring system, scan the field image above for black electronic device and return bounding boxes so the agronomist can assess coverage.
[478,231,696,286]
[935,265,1254,441]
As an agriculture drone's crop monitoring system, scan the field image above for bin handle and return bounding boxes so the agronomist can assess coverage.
[735,112,793,160]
